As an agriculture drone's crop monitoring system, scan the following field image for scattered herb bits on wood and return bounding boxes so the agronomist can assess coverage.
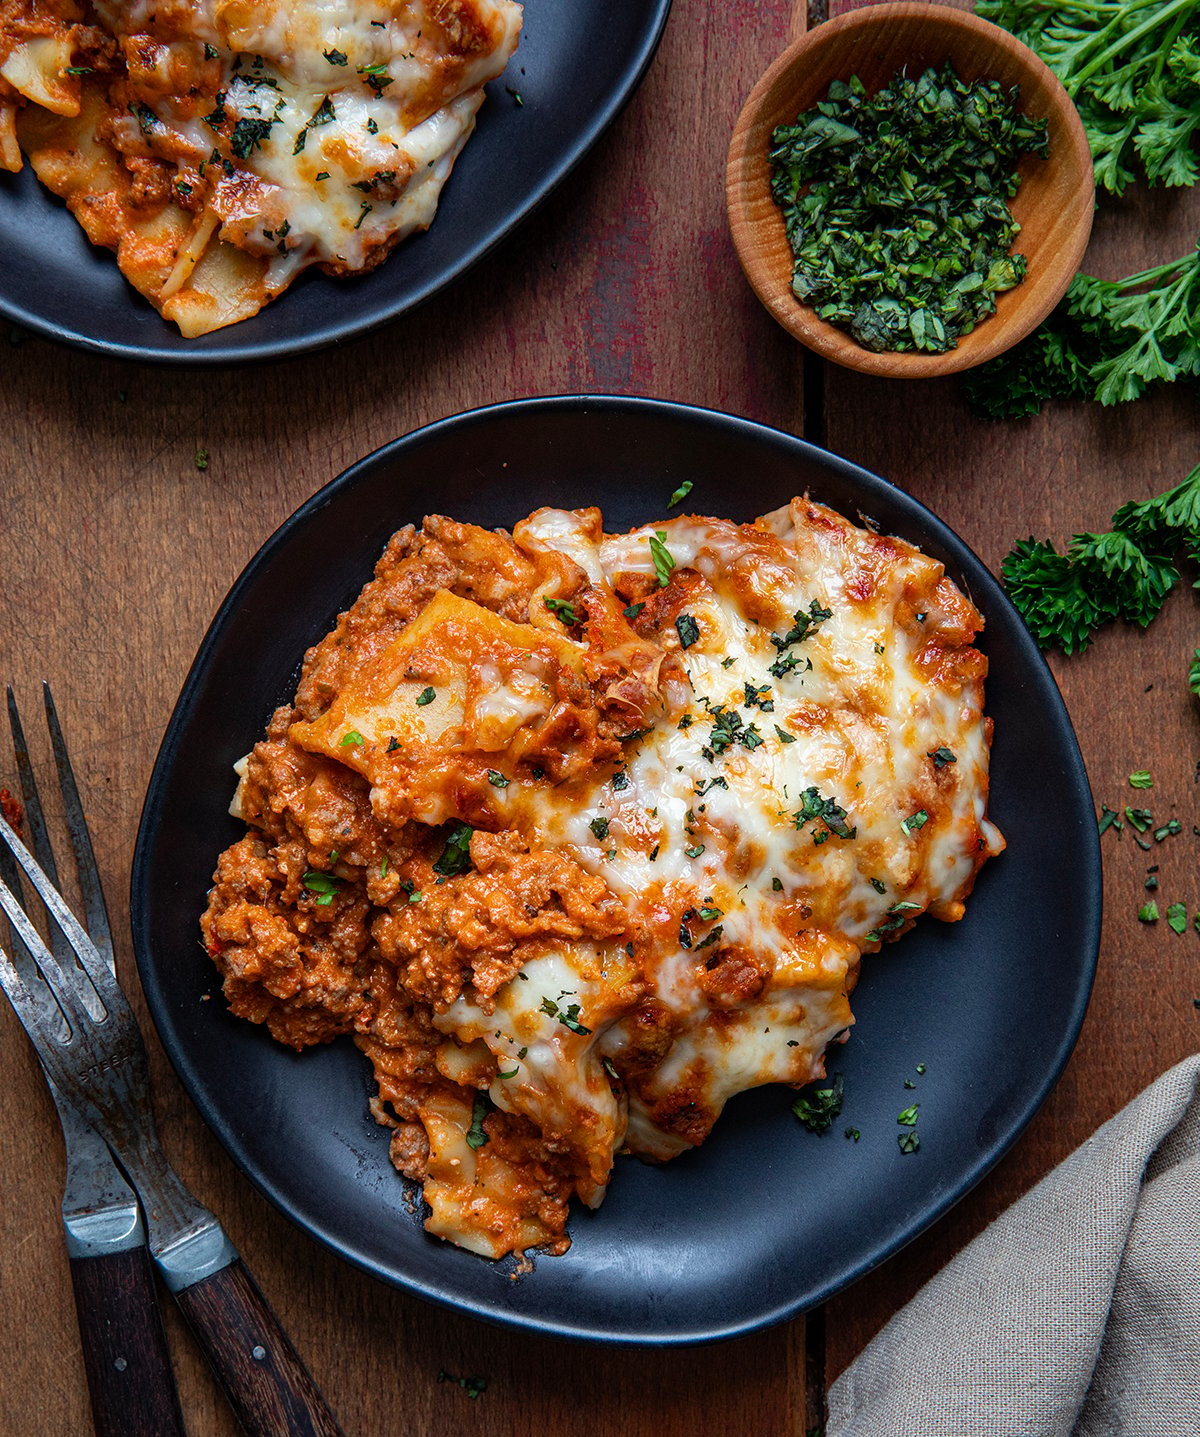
[768,65,1048,354]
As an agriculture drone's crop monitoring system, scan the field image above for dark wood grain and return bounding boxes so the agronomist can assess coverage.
[69,1247,185,1437]
[1,0,1196,1430]
[174,1260,344,1437]
[0,5,808,1435]
[814,0,1200,1381]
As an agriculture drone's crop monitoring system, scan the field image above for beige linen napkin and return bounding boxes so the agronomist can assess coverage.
[829,1054,1200,1437]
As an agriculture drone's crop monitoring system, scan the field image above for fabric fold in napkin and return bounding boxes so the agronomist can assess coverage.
[829,1053,1200,1436]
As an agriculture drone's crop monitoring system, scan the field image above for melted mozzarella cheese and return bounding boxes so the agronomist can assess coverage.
[276,498,1003,1249]
[89,0,521,279]
[510,504,1003,1158]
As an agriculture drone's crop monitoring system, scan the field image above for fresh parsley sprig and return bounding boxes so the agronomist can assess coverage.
[964,246,1200,417]
[979,0,1200,196]
[1002,462,1200,653]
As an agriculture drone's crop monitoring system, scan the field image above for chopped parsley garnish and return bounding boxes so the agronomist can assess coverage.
[230,116,276,158]
[793,786,856,841]
[694,776,728,796]
[66,65,92,75]
[204,43,219,59]
[1129,770,1153,789]
[845,1127,861,1142]
[623,602,645,620]
[589,817,610,841]
[354,202,372,229]
[1098,804,1123,835]
[415,686,436,706]
[194,448,209,471]
[695,925,724,950]
[791,1074,844,1134]
[132,101,160,134]
[769,651,814,680]
[315,171,330,181]
[433,822,473,877]
[437,1370,488,1400]
[648,530,675,587]
[771,600,832,653]
[685,844,705,859]
[1155,819,1182,841]
[301,870,339,905]
[869,878,887,894]
[675,614,700,649]
[386,736,400,753]
[704,702,763,755]
[915,1063,927,1075]
[774,724,795,744]
[901,809,929,836]
[340,730,365,747]
[357,63,394,95]
[324,48,348,65]
[697,905,723,921]
[865,901,922,943]
[667,480,694,509]
[497,1067,518,1079]
[1167,902,1188,935]
[399,879,422,904]
[744,682,774,711]
[612,771,629,791]
[540,996,591,1035]
[772,876,784,891]
[898,1130,921,1155]
[465,1092,490,1149]
[897,1103,919,1127]
[544,596,579,624]
[929,747,957,768]
[1125,807,1152,833]
[1139,901,1159,923]
[770,65,1046,355]
[487,770,509,788]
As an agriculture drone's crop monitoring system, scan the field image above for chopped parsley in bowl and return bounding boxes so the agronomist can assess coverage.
[769,65,1048,355]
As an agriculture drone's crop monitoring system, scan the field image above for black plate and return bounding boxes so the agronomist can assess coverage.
[0,2,670,365]
[132,396,1101,1344]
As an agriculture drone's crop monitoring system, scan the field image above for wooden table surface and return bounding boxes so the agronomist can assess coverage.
[2,1,1198,1432]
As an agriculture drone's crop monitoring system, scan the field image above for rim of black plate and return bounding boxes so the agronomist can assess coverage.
[131,395,1102,1343]
[0,2,672,367]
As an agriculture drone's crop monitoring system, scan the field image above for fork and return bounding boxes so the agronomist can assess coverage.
[0,688,346,1437]
[2,685,185,1436]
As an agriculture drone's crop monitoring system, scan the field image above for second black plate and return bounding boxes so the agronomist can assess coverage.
[0,1,671,363]
[131,396,1101,1343]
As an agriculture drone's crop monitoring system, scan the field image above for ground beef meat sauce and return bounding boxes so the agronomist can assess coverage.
[202,501,1002,1260]
[202,514,653,1260]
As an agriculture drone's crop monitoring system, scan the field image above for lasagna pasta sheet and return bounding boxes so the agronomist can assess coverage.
[0,0,522,333]
[203,499,1004,1258]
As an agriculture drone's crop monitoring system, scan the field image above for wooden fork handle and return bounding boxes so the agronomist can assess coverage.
[69,1246,186,1437]
[174,1258,346,1437]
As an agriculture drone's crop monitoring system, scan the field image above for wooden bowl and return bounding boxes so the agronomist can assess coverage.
[726,3,1094,378]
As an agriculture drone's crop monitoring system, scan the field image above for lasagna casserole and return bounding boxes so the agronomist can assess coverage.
[202,498,1004,1259]
[0,0,522,334]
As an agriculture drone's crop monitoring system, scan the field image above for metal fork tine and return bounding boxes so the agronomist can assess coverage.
[0,867,101,1028]
[6,686,73,969]
[0,812,119,1018]
[0,891,85,1041]
[0,841,71,1037]
[42,684,114,971]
